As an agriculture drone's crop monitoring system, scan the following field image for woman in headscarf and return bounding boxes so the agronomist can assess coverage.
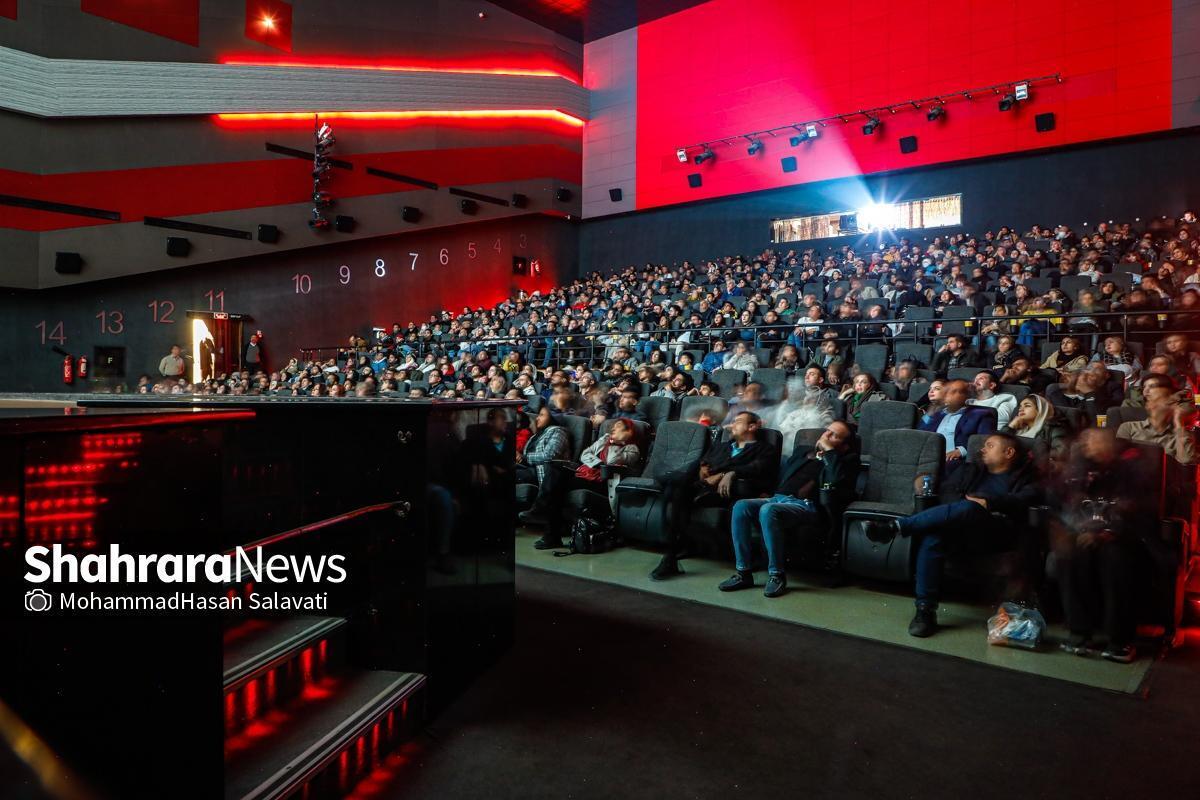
[837,372,887,424]
[1041,336,1088,374]
[1002,394,1072,463]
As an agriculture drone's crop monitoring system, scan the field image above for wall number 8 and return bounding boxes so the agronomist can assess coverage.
[375,259,386,277]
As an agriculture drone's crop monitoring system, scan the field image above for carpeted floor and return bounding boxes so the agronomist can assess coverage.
[382,567,1200,800]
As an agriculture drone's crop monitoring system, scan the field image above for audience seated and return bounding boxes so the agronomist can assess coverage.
[719,421,858,597]
[918,380,997,465]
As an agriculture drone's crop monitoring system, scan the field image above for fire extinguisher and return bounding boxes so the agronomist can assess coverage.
[62,354,74,385]
[78,356,88,380]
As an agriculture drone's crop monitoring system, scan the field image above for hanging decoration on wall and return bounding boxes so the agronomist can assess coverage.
[309,118,335,231]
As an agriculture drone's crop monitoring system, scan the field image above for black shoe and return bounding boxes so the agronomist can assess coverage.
[533,536,563,550]
[1060,634,1093,656]
[650,555,683,581]
[763,574,787,598]
[865,520,899,543]
[718,571,754,592]
[518,510,547,527]
[1101,644,1137,663]
[908,607,937,638]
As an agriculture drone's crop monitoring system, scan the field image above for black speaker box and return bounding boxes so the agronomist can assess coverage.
[401,206,421,223]
[899,135,918,154]
[166,237,190,257]
[1035,112,1056,132]
[511,193,528,208]
[512,256,528,275]
[555,187,572,202]
[608,187,623,202]
[687,173,702,188]
[780,156,798,173]
[334,215,356,232]
[257,224,279,243]
[54,252,83,274]
[460,199,478,215]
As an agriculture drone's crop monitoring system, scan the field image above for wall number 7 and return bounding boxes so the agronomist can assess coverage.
[409,252,419,271]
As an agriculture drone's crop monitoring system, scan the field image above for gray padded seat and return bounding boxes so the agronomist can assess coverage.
[857,401,919,462]
[841,429,945,581]
[853,343,889,381]
[558,414,593,464]
[615,421,710,545]
[895,342,933,368]
[947,367,985,384]
[711,368,748,398]
[749,367,787,401]
[1000,383,1031,403]
[638,395,674,431]
[679,396,730,424]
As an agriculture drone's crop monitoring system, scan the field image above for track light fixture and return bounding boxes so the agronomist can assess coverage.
[673,72,1059,159]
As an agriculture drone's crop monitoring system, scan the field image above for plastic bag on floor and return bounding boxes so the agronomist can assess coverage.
[986,602,1046,650]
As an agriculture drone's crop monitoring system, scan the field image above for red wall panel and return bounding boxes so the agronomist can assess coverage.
[81,0,200,46]
[635,0,1173,210]
[0,1,16,21]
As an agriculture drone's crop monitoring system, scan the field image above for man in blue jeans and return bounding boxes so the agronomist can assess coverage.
[718,421,858,598]
[869,432,1040,637]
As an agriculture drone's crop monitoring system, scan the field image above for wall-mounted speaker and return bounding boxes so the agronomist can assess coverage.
[899,136,918,154]
[401,206,421,223]
[780,156,798,173]
[512,256,529,275]
[687,173,702,188]
[460,199,478,215]
[54,251,83,274]
[334,215,356,232]
[555,187,572,202]
[257,224,280,243]
[608,188,623,202]
[511,193,528,208]
[166,237,190,257]
[1035,112,1056,132]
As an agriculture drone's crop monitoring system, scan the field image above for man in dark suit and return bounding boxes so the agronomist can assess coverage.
[918,379,996,466]
[719,421,859,598]
[931,334,983,377]
[650,411,777,581]
[869,433,1040,638]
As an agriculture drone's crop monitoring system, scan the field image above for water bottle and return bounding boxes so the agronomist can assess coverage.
[921,475,933,496]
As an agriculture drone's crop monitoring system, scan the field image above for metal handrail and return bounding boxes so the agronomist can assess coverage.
[299,307,1200,367]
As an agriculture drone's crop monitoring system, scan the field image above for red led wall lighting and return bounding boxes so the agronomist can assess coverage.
[218,56,580,84]
[245,0,292,52]
[0,1,17,21]
[213,109,585,127]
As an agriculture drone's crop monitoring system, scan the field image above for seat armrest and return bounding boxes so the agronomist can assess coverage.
[601,464,634,479]
[616,477,663,494]
[1027,505,1050,529]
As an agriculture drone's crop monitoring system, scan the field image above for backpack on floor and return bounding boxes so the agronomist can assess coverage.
[554,513,616,556]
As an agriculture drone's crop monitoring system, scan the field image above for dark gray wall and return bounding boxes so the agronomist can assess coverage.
[580,128,1200,274]
[0,215,578,392]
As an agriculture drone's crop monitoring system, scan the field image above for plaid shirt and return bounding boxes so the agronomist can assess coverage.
[523,425,570,483]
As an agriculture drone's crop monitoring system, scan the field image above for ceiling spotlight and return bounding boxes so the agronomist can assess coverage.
[805,123,818,139]
[926,105,946,122]
[746,138,763,156]
[1014,82,1029,101]
[998,93,1017,112]
[312,190,333,207]
[676,148,689,163]
[789,136,802,146]
[861,116,881,136]
[308,216,330,231]
[260,15,275,30]
[693,148,715,165]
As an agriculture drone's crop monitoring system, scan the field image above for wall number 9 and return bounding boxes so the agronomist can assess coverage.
[339,265,351,284]
[375,258,386,277]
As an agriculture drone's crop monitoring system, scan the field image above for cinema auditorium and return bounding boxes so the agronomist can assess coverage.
[1,1,1199,798]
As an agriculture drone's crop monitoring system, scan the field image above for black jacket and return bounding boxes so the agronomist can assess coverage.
[932,347,983,377]
[702,437,778,496]
[779,445,860,509]
[940,456,1041,523]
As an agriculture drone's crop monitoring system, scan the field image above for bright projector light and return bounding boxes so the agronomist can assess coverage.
[857,203,896,232]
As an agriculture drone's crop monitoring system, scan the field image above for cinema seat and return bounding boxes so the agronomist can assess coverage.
[841,429,945,581]
[615,421,709,545]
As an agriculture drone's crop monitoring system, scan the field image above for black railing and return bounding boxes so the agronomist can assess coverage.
[299,308,1200,369]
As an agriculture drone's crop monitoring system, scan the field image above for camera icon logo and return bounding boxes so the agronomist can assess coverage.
[25,588,52,612]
